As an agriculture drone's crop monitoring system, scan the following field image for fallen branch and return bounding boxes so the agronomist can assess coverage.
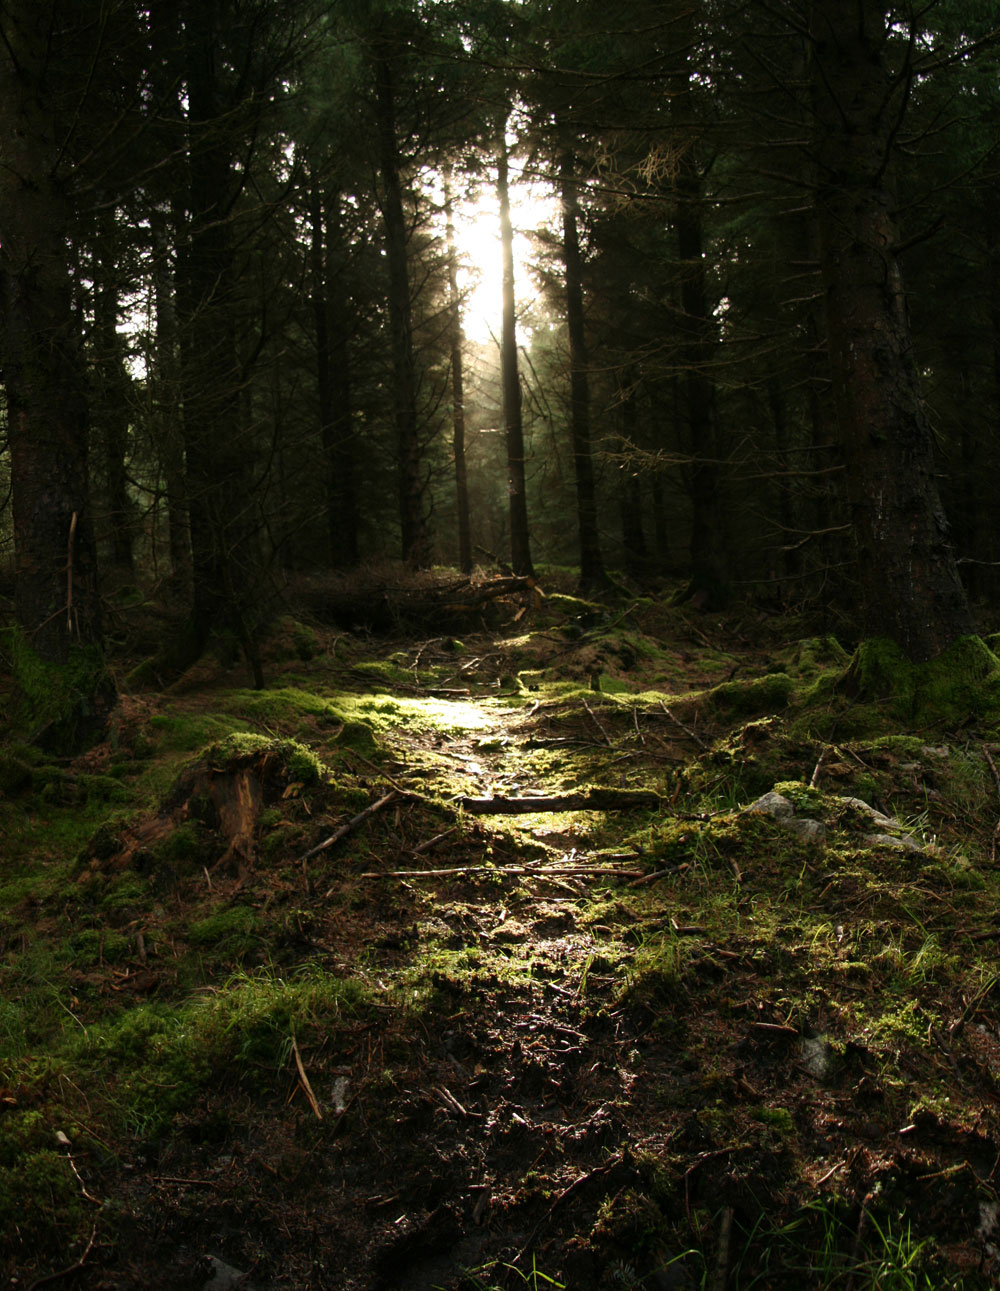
[359,861,644,880]
[458,788,661,814]
[298,790,400,866]
[291,1035,323,1120]
[26,1223,98,1291]
[658,700,707,750]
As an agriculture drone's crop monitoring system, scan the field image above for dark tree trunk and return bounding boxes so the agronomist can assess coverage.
[497,130,534,579]
[93,224,134,575]
[150,205,191,594]
[374,41,429,568]
[444,178,472,575]
[0,2,114,746]
[560,151,605,592]
[672,48,728,608]
[617,370,647,577]
[811,0,973,660]
[309,180,359,570]
[766,376,800,585]
[175,0,264,684]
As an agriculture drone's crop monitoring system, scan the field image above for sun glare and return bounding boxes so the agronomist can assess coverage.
[450,166,560,347]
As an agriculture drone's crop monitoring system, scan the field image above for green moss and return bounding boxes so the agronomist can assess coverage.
[710,672,794,715]
[786,636,851,676]
[205,733,324,786]
[847,635,1000,724]
[773,780,824,814]
[188,904,259,946]
[7,631,114,753]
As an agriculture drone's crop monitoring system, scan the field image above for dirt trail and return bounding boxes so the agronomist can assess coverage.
[9,609,1000,1289]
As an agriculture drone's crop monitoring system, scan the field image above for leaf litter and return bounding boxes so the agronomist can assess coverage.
[3,585,1000,1288]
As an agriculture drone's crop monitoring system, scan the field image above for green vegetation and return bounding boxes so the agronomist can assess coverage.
[1,600,998,1285]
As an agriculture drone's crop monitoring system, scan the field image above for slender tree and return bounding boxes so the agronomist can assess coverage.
[497,126,535,577]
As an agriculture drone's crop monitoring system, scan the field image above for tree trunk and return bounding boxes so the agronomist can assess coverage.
[374,41,429,568]
[175,0,264,684]
[617,370,648,577]
[444,175,472,574]
[0,2,114,747]
[309,179,359,570]
[151,205,191,594]
[560,150,605,591]
[497,129,534,579]
[810,0,973,660]
[93,223,134,576]
[671,41,728,608]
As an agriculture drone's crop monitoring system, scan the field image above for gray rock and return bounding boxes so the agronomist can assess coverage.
[863,832,925,855]
[742,791,795,819]
[836,796,899,830]
[202,1256,251,1291]
[784,817,827,844]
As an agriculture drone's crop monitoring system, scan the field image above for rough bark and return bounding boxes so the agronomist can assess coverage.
[309,180,359,570]
[497,130,534,579]
[175,0,264,684]
[560,151,605,591]
[811,0,973,660]
[444,177,472,574]
[671,40,728,608]
[0,2,114,746]
[374,41,429,568]
[93,225,134,575]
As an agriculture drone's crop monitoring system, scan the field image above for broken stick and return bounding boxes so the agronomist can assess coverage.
[299,790,400,866]
[458,788,661,814]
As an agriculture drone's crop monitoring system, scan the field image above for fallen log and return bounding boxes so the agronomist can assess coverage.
[458,788,661,814]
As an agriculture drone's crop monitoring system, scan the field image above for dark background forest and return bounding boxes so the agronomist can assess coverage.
[8,6,1000,1289]
[2,0,999,723]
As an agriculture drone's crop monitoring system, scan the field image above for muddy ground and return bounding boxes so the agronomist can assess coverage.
[3,581,1000,1289]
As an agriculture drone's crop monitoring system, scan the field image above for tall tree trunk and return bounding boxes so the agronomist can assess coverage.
[374,41,429,568]
[560,150,605,591]
[93,222,134,576]
[766,375,800,585]
[811,0,973,660]
[309,179,359,570]
[0,2,113,746]
[497,129,534,578]
[175,0,264,684]
[617,371,647,578]
[444,175,472,574]
[671,35,728,608]
[151,205,191,594]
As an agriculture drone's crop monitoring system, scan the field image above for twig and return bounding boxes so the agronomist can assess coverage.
[709,1206,734,1291]
[632,706,645,745]
[359,863,645,880]
[658,700,707,750]
[459,789,660,814]
[809,747,828,789]
[582,696,613,746]
[291,1035,323,1120]
[412,826,457,854]
[26,1223,98,1290]
[514,1155,621,1265]
[982,744,1000,863]
[299,790,399,867]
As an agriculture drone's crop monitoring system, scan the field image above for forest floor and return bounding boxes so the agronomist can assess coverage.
[4,571,1000,1289]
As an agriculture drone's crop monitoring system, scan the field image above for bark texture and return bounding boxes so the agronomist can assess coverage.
[497,131,534,578]
[811,0,973,660]
[0,6,104,664]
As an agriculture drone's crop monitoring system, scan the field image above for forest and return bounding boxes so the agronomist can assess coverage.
[4,1,1000,1288]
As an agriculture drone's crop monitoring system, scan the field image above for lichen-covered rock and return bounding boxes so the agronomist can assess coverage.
[785,817,827,844]
[741,791,795,819]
